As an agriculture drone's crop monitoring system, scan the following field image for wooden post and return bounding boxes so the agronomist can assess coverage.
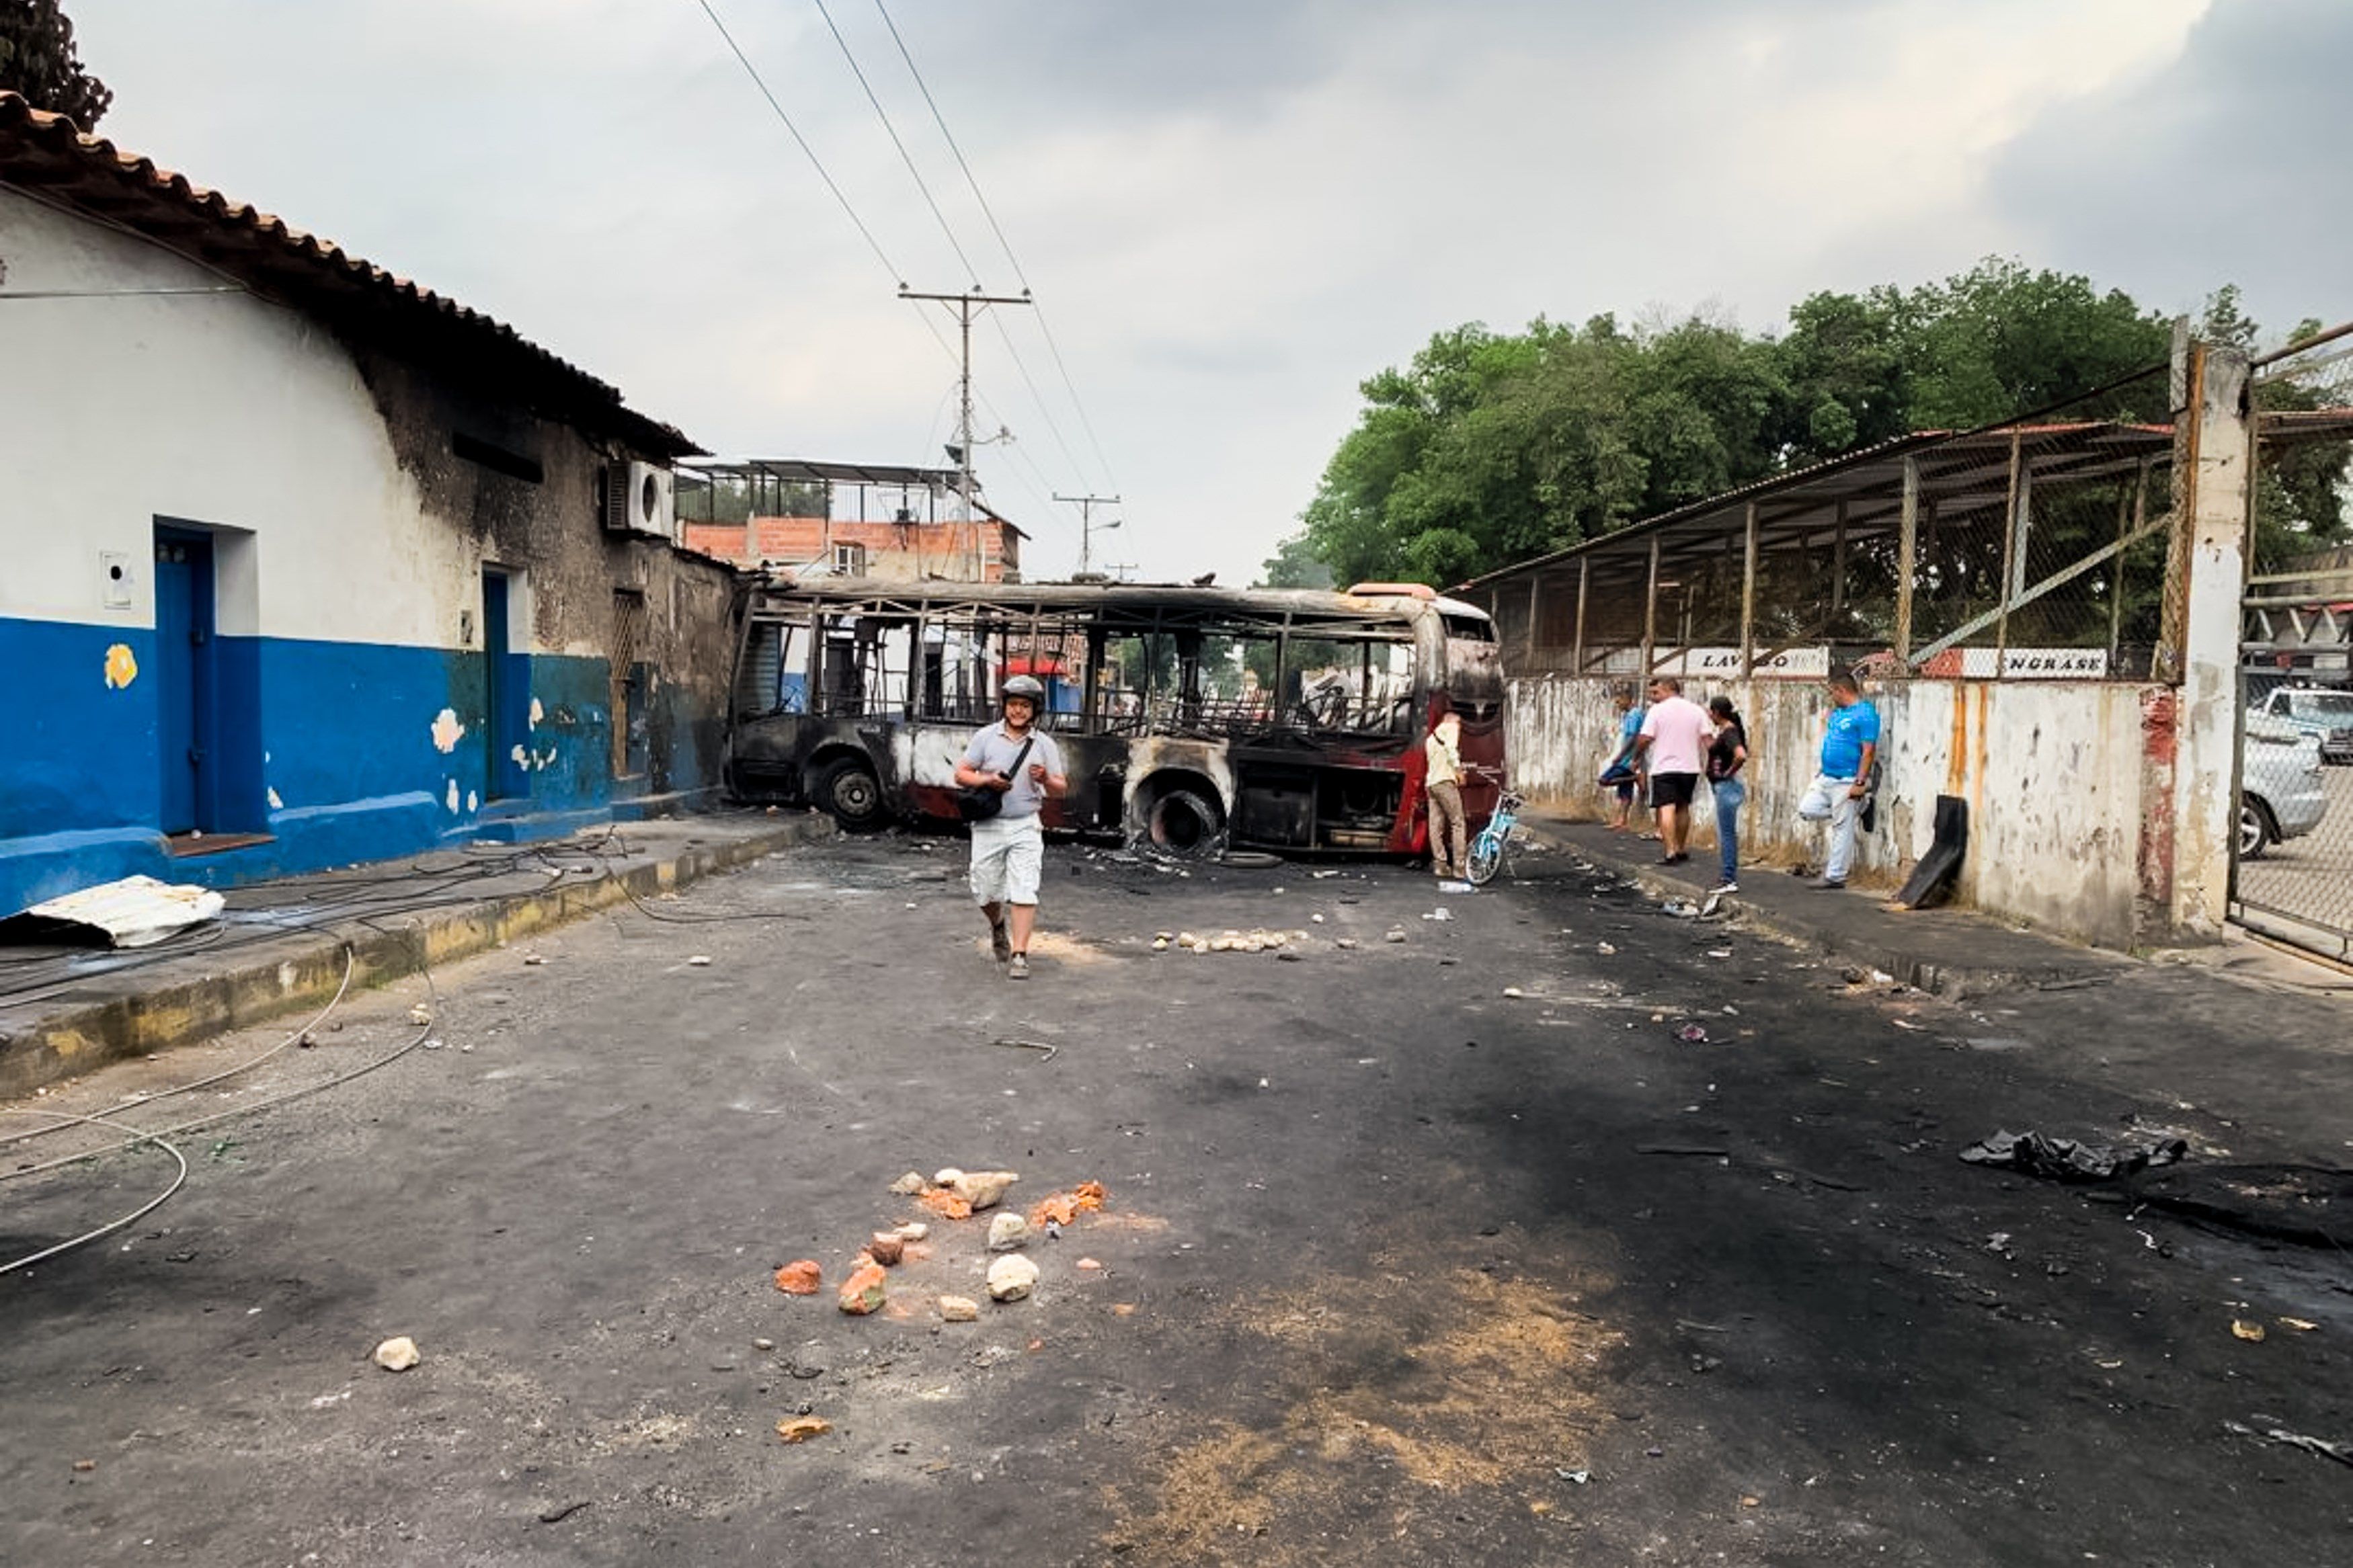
[1640,536,1661,677]
[1525,573,1542,670]
[1831,500,1849,622]
[1994,431,2024,670]
[1739,501,1759,677]
[2111,459,2149,665]
[1572,559,1589,675]
[1895,456,1918,665]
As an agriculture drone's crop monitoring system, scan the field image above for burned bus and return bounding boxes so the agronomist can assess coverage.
[723,579,1505,856]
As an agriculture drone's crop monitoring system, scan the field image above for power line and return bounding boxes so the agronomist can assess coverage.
[694,0,905,286]
[871,0,1123,493]
[813,1,1097,517]
[694,0,1064,546]
[809,0,984,288]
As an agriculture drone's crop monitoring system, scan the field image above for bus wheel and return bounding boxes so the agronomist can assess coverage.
[813,757,885,829]
[1147,787,1224,858]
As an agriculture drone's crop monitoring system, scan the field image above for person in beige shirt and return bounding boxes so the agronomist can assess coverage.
[1424,711,1467,880]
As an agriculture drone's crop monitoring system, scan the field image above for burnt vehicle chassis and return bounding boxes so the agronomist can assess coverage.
[721,580,1504,858]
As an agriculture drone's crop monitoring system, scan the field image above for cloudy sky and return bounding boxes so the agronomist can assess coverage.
[62,0,2350,583]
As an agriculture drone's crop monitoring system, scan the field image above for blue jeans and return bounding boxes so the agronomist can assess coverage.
[1711,776,1745,884]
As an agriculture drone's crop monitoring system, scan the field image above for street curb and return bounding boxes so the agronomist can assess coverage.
[1519,819,2128,1000]
[0,813,838,1100]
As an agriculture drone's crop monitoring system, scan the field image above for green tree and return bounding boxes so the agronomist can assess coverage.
[1296,258,2248,591]
[0,1,111,128]
[1254,531,1334,591]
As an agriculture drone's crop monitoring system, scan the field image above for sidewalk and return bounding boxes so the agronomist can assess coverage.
[1521,809,2132,998]
[0,808,837,1099]
[1522,806,2353,1180]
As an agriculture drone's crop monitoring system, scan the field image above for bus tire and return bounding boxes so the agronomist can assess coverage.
[812,756,886,830]
[1146,786,1224,858]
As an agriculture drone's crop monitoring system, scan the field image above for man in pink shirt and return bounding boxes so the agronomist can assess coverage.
[1632,676,1714,866]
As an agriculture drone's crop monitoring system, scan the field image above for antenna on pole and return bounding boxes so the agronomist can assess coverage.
[1055,492,1122,579]
[902,286,1031,576]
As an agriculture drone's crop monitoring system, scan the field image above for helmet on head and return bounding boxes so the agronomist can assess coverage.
[1001,674,1045,702]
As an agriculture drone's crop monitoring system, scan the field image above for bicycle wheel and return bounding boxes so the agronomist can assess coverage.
[1465,831,1503,885]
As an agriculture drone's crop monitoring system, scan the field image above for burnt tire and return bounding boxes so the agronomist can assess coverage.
[812,757,885,830]
[1146,787,1224,858]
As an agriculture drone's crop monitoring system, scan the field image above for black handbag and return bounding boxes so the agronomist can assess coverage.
[957,736,1035,822]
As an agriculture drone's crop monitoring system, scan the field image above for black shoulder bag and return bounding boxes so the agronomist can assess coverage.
[957,735,1035,823]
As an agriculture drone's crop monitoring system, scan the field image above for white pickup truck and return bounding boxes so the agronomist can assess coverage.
[2252,685,2353,766]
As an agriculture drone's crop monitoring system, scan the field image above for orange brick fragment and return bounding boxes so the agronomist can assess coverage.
[772,1260,822,1295]
[917,1188,973,1221]
[838,1262,887,1315]
[1027,1180,1109,1229]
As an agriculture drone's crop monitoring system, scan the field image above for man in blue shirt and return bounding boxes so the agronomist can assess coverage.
[1795,673,1880,889]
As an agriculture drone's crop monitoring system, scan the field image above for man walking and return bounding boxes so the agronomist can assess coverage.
[1630,676,1712,866]
[1424,710,1468,881]
[1796,673,1880,889]
[955,673,1068,979]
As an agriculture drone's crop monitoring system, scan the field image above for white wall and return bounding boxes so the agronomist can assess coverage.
[1507,674,2154,948]
[0,187,481,650]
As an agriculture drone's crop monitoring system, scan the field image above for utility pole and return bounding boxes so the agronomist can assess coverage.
[902,287,1031,577]
[1055,492,1122,579]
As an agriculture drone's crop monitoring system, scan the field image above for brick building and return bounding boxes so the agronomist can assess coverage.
[678,460,1026,583]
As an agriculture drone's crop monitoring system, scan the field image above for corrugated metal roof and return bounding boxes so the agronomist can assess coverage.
[0,91,700,459]
[1460,410,2353,597]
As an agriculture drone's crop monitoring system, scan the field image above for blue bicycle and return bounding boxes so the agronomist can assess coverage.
[1465,772,1523,886]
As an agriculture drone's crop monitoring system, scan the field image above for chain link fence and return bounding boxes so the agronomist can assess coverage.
[2231,334,2353,960]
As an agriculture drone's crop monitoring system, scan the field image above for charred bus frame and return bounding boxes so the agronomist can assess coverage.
[724,579,1505,856]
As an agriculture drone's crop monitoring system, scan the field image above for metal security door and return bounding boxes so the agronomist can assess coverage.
[153,528,216,833]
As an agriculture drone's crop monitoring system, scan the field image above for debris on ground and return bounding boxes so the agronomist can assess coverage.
[1386,927,1408,944]
[686,954,712,966]
[1028,1182,1107,1229]
[987,1255,1040,1302]
[837,1262,888,1315]
[918,1188,974,1221]
[938,1296,980,1323]
[945,1169,1019,1210]
[1958,1129,2188,1182]
[992,1036,1060,1061]
[1675,1024,1710,1043]
[2223,1419,2353,1467]
[988,1212,1031,1251]
[865,1231,906,1266]
[1596,942,1617,956]
[372,1337,420,1372]
[2231,1319,2266,1342]
[888,1171,925,1195]
[776,1416,832,1444]
[773,1260,822,1295]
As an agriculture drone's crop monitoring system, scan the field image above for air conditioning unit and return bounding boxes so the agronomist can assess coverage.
[604,460,676,539]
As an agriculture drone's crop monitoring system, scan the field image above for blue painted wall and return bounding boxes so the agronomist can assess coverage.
[0,613,705,915]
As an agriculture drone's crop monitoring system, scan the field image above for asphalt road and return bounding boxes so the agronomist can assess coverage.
[3,833,2347,1566]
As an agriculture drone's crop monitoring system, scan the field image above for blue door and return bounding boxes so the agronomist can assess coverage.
[154,528,216,834]
[483,570,528,801]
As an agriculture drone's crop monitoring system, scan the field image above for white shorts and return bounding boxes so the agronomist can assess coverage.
[969,813,1045,906]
